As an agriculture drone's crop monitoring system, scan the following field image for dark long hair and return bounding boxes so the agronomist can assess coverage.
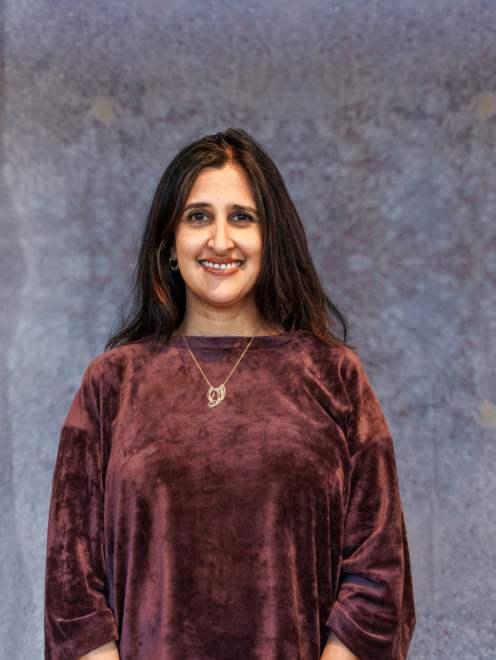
[106,128,351,350]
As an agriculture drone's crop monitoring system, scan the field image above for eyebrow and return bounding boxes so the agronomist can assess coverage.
[183,202,259,215]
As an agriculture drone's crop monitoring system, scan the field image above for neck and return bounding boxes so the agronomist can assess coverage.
[177,291,281,337]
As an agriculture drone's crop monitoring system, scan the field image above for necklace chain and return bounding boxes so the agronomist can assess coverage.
[181,321,263,408]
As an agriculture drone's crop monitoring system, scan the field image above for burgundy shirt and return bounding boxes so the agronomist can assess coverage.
[44,331,415,660]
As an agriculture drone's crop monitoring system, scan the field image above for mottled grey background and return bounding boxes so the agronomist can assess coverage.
[1,0,495,658]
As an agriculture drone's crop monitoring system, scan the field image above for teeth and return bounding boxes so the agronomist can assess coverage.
[200,261,242,269]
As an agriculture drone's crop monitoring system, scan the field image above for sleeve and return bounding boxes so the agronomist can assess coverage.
[44,362,119,660]
[326,355,416,660]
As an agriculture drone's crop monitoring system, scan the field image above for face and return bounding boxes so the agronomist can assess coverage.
[170,164,262,310]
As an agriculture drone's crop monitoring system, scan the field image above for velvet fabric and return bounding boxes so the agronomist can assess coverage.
[44,330,415,660]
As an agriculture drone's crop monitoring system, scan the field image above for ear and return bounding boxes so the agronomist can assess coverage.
[170,241,177,261]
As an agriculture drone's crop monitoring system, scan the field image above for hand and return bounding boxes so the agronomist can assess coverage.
[78,641,120,660]
[320,631,360,660]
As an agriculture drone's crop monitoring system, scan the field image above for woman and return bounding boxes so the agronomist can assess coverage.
[44,129,415,660]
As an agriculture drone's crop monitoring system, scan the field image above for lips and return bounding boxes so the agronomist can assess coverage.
[198,259,244,275]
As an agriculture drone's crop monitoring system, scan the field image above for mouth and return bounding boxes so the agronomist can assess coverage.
[199,259,244,270]
[198,259,244,276]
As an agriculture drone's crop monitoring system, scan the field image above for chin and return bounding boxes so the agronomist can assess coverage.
[203,294,246,307]
[198,286,250,304]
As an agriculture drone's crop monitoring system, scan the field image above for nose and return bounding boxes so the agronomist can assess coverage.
[207,216,235,254]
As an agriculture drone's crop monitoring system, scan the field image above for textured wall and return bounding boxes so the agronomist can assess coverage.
[1,0,495,658]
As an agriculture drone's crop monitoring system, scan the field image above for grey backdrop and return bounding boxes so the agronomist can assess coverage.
[1,0,495,658]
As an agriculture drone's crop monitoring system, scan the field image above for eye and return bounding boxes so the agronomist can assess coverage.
[232,213,253,223]
[188,212,209,222]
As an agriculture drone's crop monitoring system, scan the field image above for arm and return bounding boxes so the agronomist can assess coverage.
[45,364,120,658]
[321,632,360,660]
[324,353,415,660]
[79,641,120,660]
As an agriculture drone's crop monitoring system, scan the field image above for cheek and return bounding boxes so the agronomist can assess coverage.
[176,231,201,258]
[252,242,263,269]
[243,231,263,262]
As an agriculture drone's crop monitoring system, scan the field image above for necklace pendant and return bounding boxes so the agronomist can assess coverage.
[207,384,226,408]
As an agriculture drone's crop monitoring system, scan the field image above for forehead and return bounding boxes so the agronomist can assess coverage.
[186,164,256,205]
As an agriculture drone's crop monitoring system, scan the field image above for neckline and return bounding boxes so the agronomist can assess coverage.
[164,329,309,350]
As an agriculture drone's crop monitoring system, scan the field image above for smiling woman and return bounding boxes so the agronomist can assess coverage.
[170,164,264,328]
[44,129,415,660]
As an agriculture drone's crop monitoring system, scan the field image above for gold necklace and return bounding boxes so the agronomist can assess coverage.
[181,321,263,408]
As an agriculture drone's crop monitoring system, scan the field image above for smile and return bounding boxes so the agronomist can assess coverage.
[199,260,243,270]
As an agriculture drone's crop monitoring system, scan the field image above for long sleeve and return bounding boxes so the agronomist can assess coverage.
[44,363,119,660]
[326,356,416,660]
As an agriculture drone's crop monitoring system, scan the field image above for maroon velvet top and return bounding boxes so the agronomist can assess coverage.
[44,331,415,660]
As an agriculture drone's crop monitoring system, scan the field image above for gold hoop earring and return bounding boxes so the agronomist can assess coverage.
[157,239,179,275]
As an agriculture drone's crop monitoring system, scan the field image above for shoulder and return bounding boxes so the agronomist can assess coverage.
[294,334,389,453]
[67,341,163,429]
[83,340,161,390]
[292,332,364,386]
[303,339,392,456]
[298,335,379,414]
